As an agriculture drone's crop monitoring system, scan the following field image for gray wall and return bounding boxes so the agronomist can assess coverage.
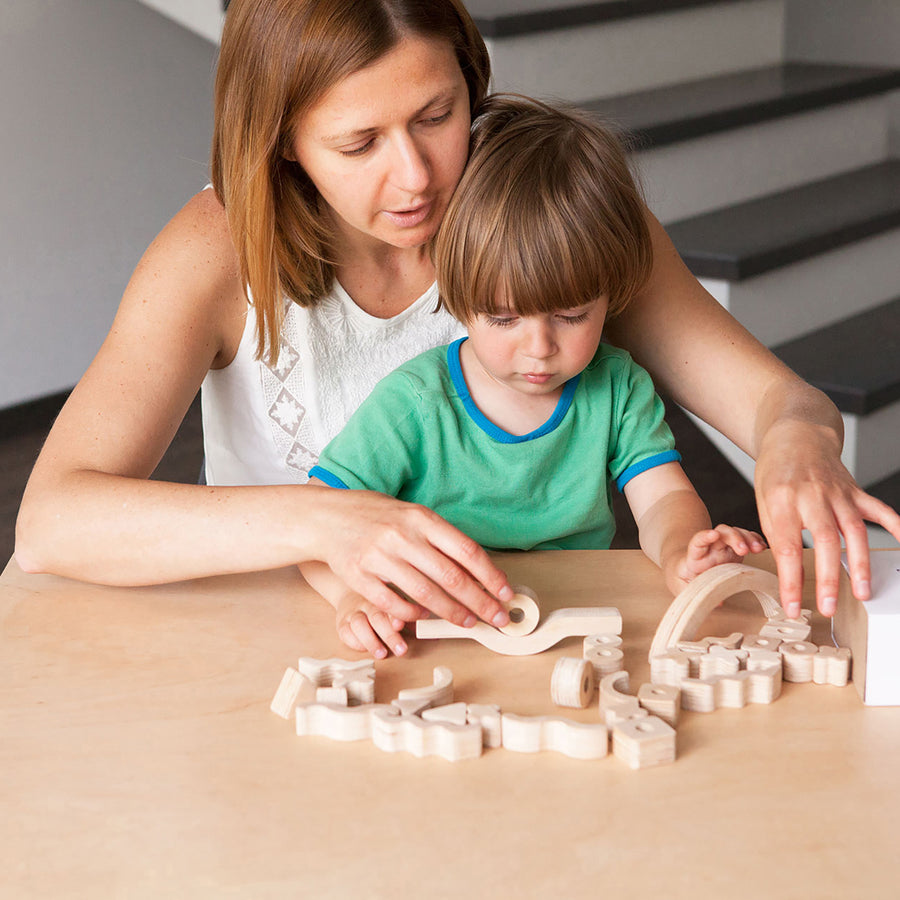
[786,0,900,155]
[0,0,216,409]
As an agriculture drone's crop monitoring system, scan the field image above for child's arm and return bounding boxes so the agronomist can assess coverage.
[623,462,766,595]
[298,476,425,659]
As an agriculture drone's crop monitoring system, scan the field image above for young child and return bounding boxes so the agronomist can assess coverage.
[301,95,765,658]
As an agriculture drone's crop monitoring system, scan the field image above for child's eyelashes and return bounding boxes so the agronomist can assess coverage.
[559,312,590,325]
[483,311,591,327]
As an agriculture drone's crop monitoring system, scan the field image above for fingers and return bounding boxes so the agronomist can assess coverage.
[338,607,408,660]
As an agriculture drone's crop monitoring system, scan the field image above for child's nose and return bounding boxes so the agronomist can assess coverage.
[522,322,557,358]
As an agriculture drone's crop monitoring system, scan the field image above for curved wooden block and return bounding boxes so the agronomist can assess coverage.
[295,702,395,741]
[396,666,454,708]
[648,564,782,661]
[500,713,608,760]
[416,607,621,656]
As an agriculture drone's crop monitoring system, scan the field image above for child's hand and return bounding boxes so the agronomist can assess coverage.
[334,594,409,660]
[674,524,768,585]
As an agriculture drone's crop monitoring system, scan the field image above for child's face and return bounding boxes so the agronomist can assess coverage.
[465,296,607,397]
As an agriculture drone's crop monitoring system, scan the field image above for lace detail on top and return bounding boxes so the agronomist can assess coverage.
[257,281,465,483]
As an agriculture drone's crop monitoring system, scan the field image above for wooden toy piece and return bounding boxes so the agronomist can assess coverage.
[416,606,622,656]
[714,671,749,709]
[742,634,783,653]
[295,702,396,741]
[332,669,375,705]
[599,671,647,726]
[759,619,812,643]
[637,683,680,726]
[679,677,718,712]
[648,564,782,661]
[370,702,482,761]
[813,646,852,687]
[769,607,813,624]
[316,685,348,706]
[270,667,316,719]
[583,634,625,679]
[612,715,676,769]
[698,645,748,679]
[421,702,469,726]
[551,657,595,708]
[466,704,503,748]
[500,585,541,636]
[676,632,744,653]
[650,649,692,687]
[296,657,377,705]
[780,640,819,683]
[745,664,782,703]
[745,648,783,671]
[500,713,609,760]
[396,666,454,708]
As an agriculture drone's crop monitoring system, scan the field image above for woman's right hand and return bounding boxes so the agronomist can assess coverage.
[309,485,513,629]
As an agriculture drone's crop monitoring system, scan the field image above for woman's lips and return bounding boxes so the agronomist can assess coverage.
[382,201,432,228]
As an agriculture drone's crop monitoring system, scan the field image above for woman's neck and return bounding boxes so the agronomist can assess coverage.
[334,240,434,319]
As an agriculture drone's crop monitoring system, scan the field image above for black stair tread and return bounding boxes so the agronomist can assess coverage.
[466,0,741,38]
[665,161,900,281]
[583,62,900,149]
[772,298,900,415]
[868,470,900,516]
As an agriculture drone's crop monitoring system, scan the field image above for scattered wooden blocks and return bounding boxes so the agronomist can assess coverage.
[742,634,783,653]
[296,657,376,706]
[676,632,744,653]
[698,645,748,679]
[612,715,676,769]
[371,702,483,761]
[501,713,609,760]
[760,619,812,643]
[550,657,595,708]
[421,702,469,726]
[599,671,647,726]
[637,683,680,726]
[650,649,692,687]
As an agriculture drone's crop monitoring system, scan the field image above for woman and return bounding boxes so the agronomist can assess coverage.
[15,0,899,630]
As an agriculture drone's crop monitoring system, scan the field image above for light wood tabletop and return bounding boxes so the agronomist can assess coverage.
[2,549,899,899]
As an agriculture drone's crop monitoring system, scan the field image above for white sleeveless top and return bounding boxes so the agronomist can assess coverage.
[200,280,466,485]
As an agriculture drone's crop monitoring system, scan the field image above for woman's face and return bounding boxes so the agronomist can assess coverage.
[292,36,471,255]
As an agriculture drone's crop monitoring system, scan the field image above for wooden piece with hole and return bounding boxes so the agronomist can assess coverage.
[551,657,595,708]
[416,607,622,656]
[779,641,818,682]
[500,585,540,636]
[612,716,676,769]
[599,671,647,726]
[648,564,782,661]
[583,634,625,680]
[637,683,680,726]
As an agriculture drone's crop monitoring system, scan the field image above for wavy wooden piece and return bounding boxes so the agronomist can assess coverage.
[500,713,608,760]
[371,701,482,761]
[295,702,395,741]
[648,564,783,661]
[416,607,621,656]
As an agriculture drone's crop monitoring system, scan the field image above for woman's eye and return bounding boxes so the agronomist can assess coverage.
[423,110,452,126]
[339,139,375,157]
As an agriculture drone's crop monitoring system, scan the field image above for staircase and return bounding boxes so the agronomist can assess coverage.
[469,0,900,545]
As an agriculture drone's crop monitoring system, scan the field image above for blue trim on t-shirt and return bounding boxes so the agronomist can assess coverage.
[308,465,349,489]
[615,449,682,492]
[447,337,580,444]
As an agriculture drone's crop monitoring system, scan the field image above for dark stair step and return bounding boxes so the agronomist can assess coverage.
[665,160,900,280]
[772,297,900,416]
[466,0,744,38]
[584,62,900,149]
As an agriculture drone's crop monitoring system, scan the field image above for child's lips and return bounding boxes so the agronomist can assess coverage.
[522,372,553,384]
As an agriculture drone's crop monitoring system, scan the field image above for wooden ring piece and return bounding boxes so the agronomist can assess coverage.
[500,585,540,636]
[648,564,781,661]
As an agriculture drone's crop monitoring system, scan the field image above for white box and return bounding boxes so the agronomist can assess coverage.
[833,550,900,705]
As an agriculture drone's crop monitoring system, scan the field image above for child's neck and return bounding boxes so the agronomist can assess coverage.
[458,340,565,436]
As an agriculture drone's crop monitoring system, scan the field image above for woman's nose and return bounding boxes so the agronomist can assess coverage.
[390,134,430,196]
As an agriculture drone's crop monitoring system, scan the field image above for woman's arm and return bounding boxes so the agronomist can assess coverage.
[605,210,900,614]
[15,190,511,627]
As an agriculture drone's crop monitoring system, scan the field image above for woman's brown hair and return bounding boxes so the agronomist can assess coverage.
[435,95,652,324]
[211,0,490,363]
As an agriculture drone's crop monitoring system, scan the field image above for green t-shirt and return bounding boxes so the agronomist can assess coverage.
[309,338,679,550]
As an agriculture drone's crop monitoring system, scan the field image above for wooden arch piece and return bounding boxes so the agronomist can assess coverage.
[648,564,781,662]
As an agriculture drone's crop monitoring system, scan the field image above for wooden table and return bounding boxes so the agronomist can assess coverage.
[2,550,899,898]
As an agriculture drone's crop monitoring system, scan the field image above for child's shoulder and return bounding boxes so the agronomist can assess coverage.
[377,341,457,397]
[584,342,636,374]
